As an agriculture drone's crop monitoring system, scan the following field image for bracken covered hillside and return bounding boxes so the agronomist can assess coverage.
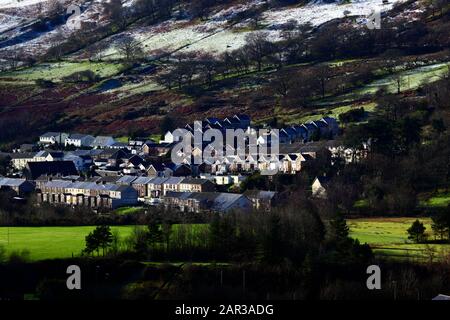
[0,0,449,147]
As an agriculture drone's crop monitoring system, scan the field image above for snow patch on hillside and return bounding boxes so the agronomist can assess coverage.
[0,12,25,32]
[0,0,414,63]
[0,0,48,9]
[262,0,408,27]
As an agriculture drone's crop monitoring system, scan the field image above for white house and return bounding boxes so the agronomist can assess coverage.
[312,176,330,199]
[10,153,36,170]
[39,132,69,145]
[65,134,95,147]
[202,174,245,186]
[33,151,64,162]
[160,131,175,144]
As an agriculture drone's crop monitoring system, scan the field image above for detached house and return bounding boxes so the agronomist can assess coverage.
[312,176,330,199]
[160,131,176,144]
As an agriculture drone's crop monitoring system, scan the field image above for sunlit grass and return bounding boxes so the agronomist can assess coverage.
[349,217,450,261]
[0,61,124,83]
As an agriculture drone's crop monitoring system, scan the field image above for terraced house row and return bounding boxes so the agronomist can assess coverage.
[36,180,139,209]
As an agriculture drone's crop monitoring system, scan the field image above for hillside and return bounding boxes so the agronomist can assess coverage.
[0,0,449,146]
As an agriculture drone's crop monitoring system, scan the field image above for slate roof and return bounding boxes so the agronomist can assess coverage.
[132,176,154,185]
[180,178,212,185]
[163,177,184,185]
[148,177,169,185]
[43,180,135,193]
[164,192,249,212]
[234,114,251,121]
[312,120,328,128]
[27,161,78,180]
[0,177,28,187]
[244,190,277,200]
[148,162,165,172]
[117,175,138,184]
[10,152,36,159]
[92,136,115,146]
[40,132,62,138]
[70,149,103,157]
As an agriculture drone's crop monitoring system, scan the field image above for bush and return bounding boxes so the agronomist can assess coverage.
[35,79,55,88]
[62,70,99,83]
[339,107,365,123]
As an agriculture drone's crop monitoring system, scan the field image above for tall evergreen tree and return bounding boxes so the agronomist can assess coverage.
[407,219,427,243]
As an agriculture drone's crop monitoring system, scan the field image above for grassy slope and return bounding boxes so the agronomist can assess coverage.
[329,62,450,104]
[349,217,450,261]
[0,61,124,83]
[420,192,450,208]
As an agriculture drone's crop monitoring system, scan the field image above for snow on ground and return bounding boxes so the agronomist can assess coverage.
[262,0,409,27]
[0,0,108,59]
[0,12,25,32]
[98,0,411,59]
[0,0,415,63]
[0,0,49,9]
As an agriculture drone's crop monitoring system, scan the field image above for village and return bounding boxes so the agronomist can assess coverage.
[0,114,364,213]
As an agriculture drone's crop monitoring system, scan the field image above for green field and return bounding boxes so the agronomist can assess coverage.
[256,101,376,126]
[0,224,208,261]
[420,192,450,208]
[114,207,144,215]
[349,217,450,261]
[0,61,124,83]
[0,226,136,261]
[332,62,450,104]
[1,219,449,262]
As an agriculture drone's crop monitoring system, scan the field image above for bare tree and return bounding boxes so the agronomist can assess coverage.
[197,53,219,87]
[103,0,127,29]
[47,0,64,17]
[118,36,144,63]
[314,65,332,99]
[244,32,271,72]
